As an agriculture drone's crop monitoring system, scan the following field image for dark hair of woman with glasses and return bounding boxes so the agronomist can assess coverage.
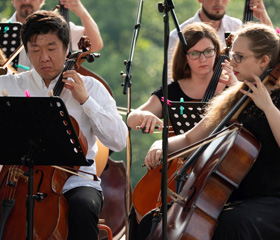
[127,22,236,134]
[144,22,280,239]
[171,22,220,81]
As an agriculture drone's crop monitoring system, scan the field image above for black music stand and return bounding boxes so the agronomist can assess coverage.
[168,101,206,135]
[0,96,93,240]
[0,23,22,69]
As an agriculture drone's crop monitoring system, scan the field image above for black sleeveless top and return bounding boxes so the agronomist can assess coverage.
[229,88,280,201]
[152,81,200,102]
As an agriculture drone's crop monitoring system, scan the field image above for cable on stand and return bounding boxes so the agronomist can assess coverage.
[120,0,144,239]
[150,0,187,239]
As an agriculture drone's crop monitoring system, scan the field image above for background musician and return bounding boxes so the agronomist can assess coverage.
[8,0,103,72]
[127,22,236,135]
[127,22,237,240]
[168,0,273,81]
[0,10,127,239]
[145,22,280,239]
[169,0,272,52]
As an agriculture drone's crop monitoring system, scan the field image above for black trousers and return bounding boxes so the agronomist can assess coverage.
[64,186,103,240]
[212,196,280,240]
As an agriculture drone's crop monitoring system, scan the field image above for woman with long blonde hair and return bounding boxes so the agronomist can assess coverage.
[145,22,280,239]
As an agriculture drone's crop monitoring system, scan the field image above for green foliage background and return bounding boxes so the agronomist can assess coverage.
[1,0,280,188]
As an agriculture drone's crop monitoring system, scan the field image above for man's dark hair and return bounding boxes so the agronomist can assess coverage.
[21,10,70,53]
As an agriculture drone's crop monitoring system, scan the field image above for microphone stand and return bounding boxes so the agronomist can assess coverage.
[120,0,144,239]
[156,0,187,239]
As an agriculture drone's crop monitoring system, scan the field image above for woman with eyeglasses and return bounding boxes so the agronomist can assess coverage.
[127,22,236,134]
[145,22,280,239]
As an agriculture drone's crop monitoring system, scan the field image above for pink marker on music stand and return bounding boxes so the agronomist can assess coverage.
[25,90,31,97]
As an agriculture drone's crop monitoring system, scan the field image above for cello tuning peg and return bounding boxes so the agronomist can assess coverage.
[86,53,100,63]
[120,71,127,79]
[93,53,100,58]
[86,54,95,63]
[120,71,126,86]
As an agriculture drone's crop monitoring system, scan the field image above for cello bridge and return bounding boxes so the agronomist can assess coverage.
[167,188,185,205]
[8,167,28,183]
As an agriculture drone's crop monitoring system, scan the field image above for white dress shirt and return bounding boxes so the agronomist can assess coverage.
[0,69,128,193]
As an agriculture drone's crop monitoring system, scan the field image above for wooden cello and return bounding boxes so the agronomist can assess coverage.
[150,64,280,239]
[132,53,228,223]
[0,36,126,240]
[0,165,70,240]
[243,0,254,23]
[0,37,94,240]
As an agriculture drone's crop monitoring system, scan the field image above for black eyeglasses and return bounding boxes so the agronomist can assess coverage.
[186,48,216,60]
[229,52,255,63]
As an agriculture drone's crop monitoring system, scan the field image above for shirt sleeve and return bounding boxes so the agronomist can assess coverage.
[81,76,128,152]
[69,22,85,51]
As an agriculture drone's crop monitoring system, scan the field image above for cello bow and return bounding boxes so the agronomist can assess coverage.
[150,63,280,239]
[175,65,277,191]
[0,45,23,75]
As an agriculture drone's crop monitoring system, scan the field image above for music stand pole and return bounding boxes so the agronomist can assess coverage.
[21,141,40,240]
[156,1,186,239]
[21,138,52,240]
[121,1,144,239]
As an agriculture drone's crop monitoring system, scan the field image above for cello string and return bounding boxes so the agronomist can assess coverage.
[167,127,238,161]
[149,127,239,218]
[154,158,186,210]
[10,166,22,200]
[202,57,220,101]
[202,55,226,102]
[53,60,75,96]
[243,0,253,23]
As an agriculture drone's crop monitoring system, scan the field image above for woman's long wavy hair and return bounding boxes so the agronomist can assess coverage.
[171,22,221,81]
[205,22,280,128]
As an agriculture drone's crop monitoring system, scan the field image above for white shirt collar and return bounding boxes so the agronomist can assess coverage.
[31,68,61,89]
[9,12,19,23]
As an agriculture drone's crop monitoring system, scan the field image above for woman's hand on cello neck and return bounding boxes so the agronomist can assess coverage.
[240,73,273,112]
[240,73,280,147]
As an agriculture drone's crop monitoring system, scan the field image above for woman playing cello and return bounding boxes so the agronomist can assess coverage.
[145,22,280,239]
[127,22,237,240]
[127,22,236,134]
